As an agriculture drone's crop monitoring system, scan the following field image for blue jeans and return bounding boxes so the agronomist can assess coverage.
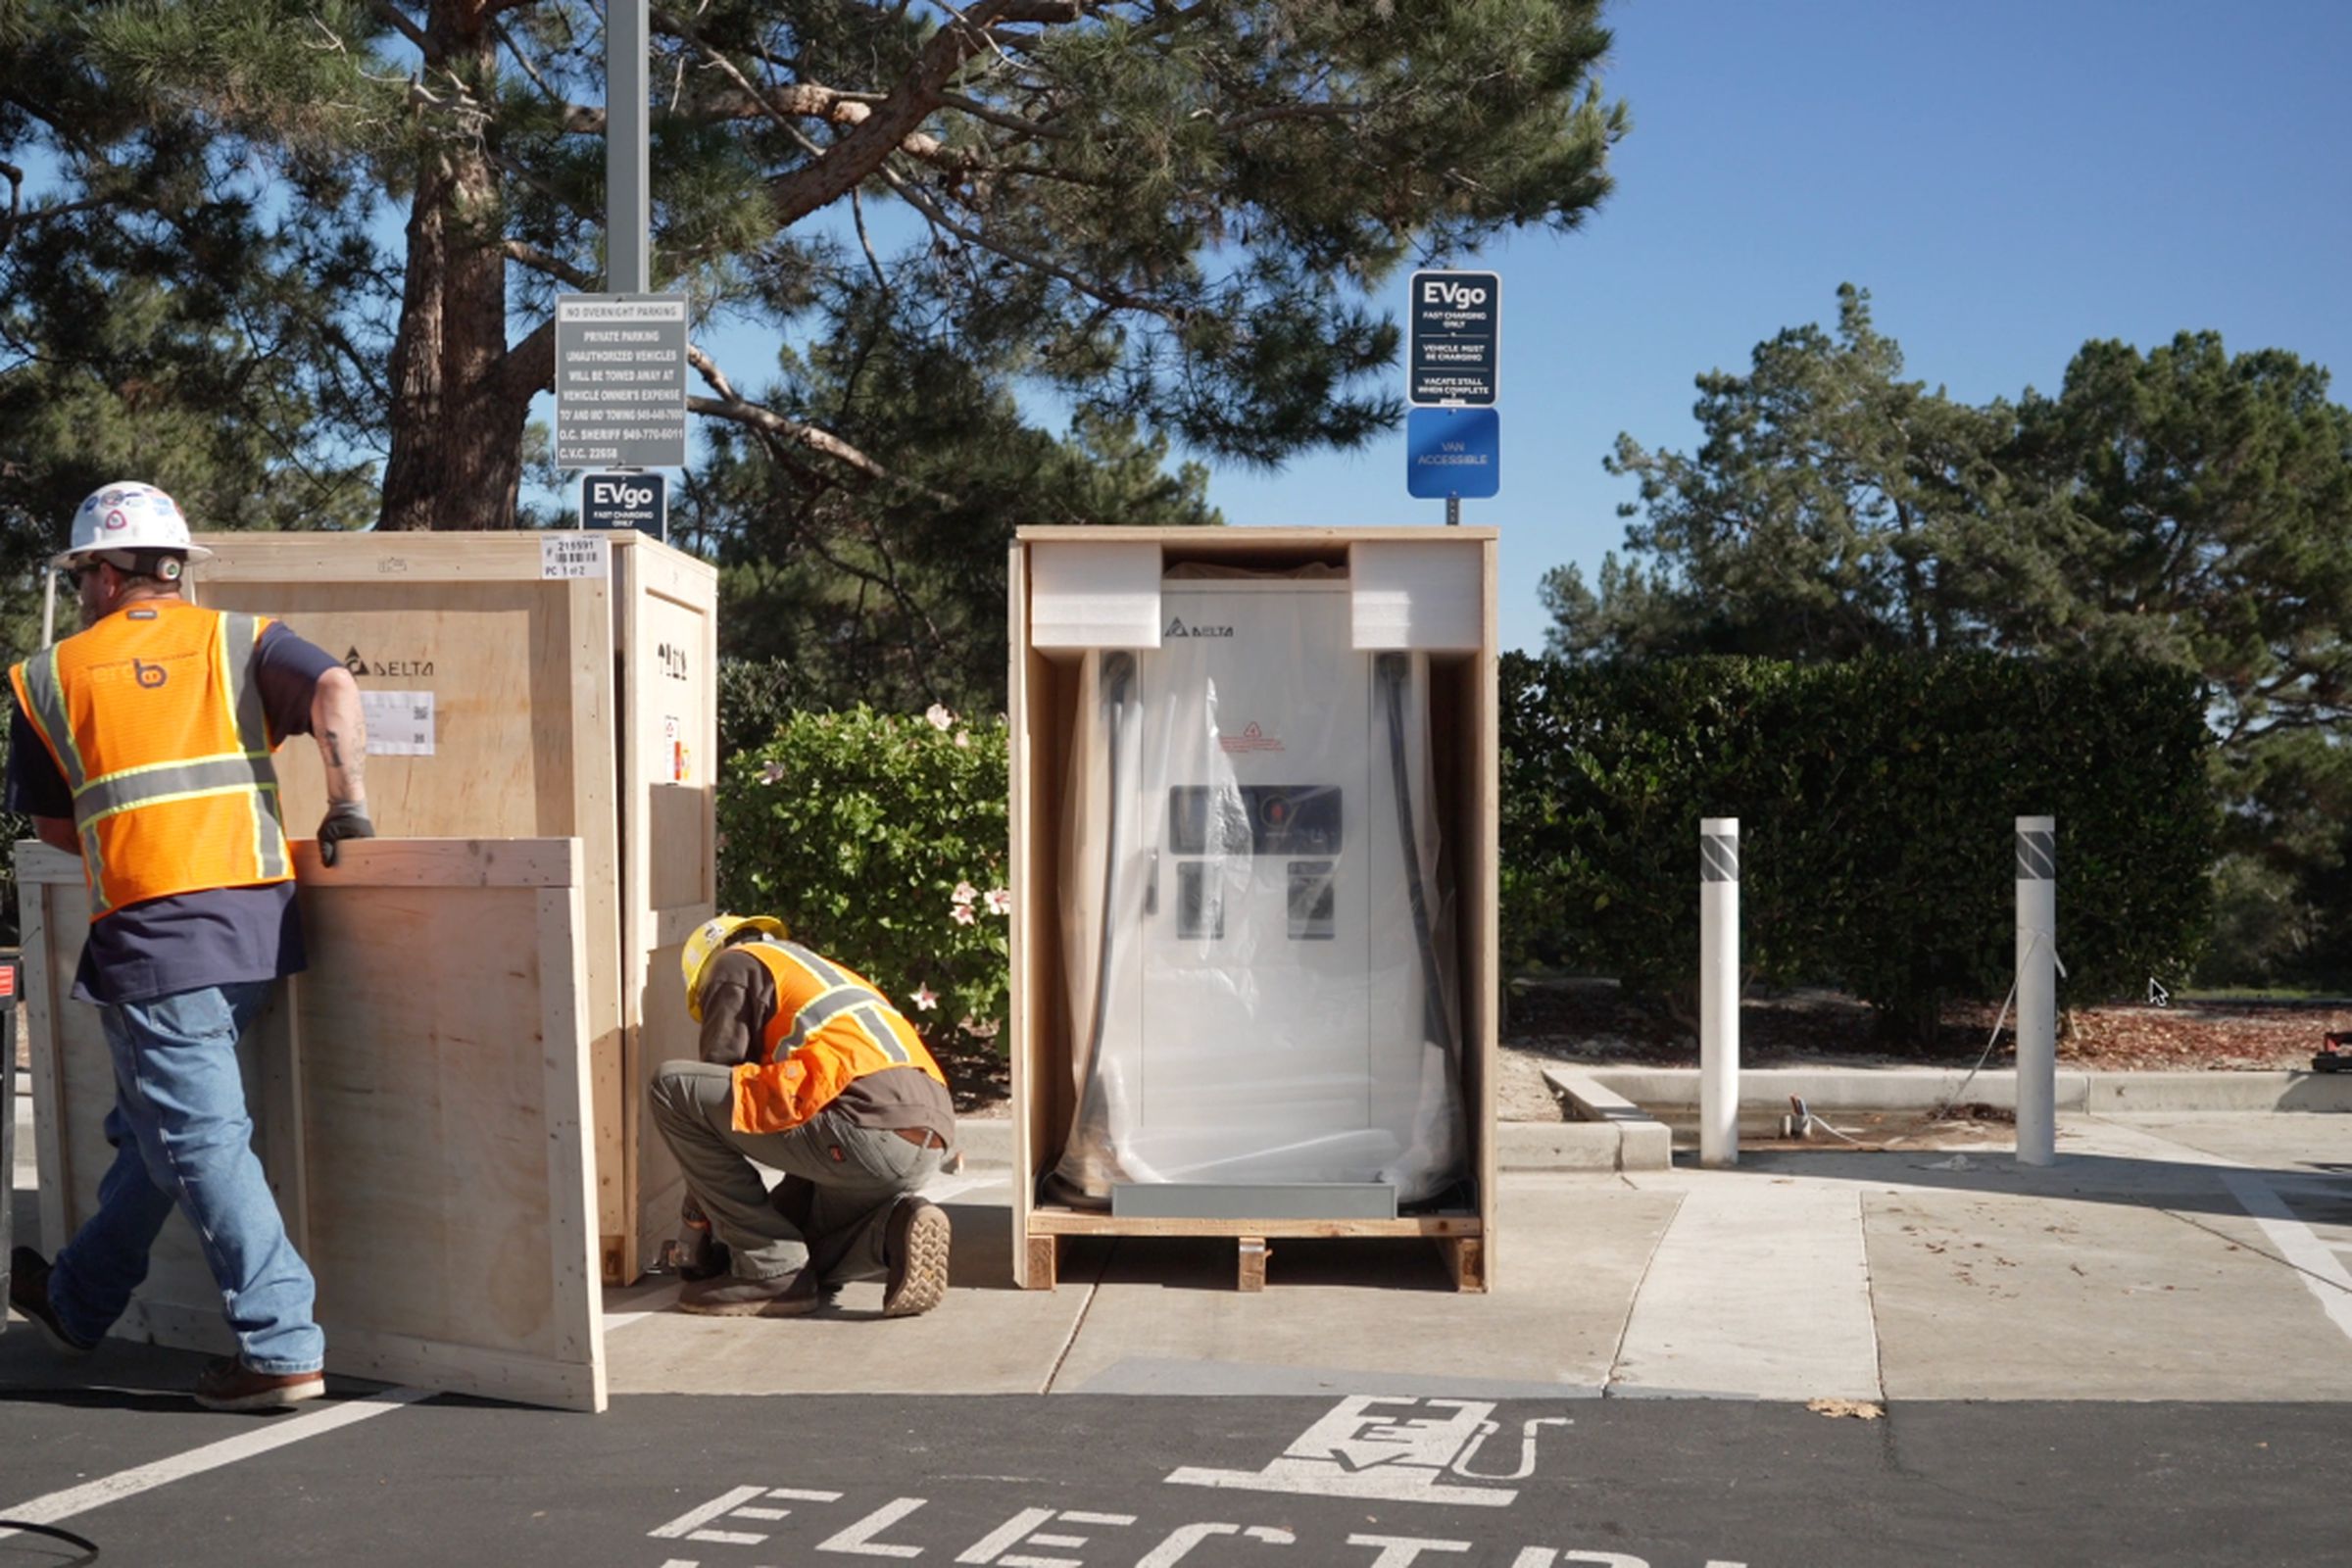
[49,981,324,1374]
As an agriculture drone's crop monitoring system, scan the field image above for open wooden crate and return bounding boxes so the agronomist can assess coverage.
[180,530,717,1284]
[1007,526,1498,1292]
[19,839,608,1410]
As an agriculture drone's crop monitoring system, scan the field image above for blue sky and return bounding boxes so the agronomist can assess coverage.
[1199,0,2352,654]
[520,1,2352,656]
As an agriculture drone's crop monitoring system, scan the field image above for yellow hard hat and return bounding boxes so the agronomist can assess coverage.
[681,913,788,1021]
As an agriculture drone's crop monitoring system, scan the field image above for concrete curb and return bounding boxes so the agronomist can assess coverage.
[936,1061,2352,1178]
[1571,1064,2352,1114]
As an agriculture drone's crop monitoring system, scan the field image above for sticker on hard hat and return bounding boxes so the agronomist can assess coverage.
[104,509,128,530]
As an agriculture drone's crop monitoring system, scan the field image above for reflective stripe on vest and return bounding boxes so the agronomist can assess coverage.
[730,940,943,1134]
[751,940,914,1066]
[10,607,289,918]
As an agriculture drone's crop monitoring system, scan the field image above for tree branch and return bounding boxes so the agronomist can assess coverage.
[760,0,1029,227]
[687,343,953,503]
[877,160,1187,323]
[852,187,890,295]
[502,238,595,290]
[655,18,993,181]
[936,89,1070,139]
[366,0,429,54]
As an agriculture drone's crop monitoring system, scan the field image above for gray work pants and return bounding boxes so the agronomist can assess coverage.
[647,1061,942,1283]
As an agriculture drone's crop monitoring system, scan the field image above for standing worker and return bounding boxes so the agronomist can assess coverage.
[651,915,955,1318]
[3,481,374,1412]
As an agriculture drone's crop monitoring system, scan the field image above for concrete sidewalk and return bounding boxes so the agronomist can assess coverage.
[15,1075,2352,1404]
[601,1107,2352,1403]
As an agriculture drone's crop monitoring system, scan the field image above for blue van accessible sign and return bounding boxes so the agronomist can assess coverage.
[1406,407,1500,499]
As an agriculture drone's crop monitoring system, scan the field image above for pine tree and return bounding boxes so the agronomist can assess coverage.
[4,0,1628,538]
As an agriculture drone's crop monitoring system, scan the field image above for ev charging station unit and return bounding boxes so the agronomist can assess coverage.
[1009,528,1499,1291]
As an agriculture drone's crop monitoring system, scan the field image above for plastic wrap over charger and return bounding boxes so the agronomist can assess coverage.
[1051,571,1466,1206]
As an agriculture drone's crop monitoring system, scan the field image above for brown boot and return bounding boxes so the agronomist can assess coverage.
[193,1356,325,1413]
[677,1268,832,1318]
[882,1198,951,1319]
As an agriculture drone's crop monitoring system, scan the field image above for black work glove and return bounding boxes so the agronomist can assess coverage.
[317,801,375,867]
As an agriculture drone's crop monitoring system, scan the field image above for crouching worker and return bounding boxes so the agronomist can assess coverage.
[650,915,956,1318]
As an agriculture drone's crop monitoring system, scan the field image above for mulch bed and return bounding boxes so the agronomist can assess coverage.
[1505,981,2351,1072]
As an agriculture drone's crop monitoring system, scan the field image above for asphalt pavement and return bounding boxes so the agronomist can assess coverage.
[8,1084,2352,1565]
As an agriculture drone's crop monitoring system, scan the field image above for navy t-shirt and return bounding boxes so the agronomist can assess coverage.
[7,614,343,1004]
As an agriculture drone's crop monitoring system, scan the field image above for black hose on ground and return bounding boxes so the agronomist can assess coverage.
[0,1519,101,1565]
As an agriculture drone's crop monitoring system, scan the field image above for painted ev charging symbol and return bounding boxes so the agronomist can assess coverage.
[1166,1396,1572,1508]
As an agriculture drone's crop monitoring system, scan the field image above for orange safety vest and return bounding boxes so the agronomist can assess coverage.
[730,939,948,1134]
[9,601,293,920]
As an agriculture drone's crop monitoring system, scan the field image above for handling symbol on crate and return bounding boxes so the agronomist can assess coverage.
[1164,1396,1571,1507]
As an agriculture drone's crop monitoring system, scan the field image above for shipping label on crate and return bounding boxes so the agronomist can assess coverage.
[540,533,610,580]
[361,689,436,757]
[661,714,692,784]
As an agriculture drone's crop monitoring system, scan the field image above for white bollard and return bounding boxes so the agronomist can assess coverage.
[1699,817,1740,1168]
[2015,815,2057,1165]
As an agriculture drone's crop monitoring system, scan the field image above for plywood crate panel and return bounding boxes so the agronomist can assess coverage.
[1008,526,1498,1293]
[186,531,716,1282]
[19,838,606,1411]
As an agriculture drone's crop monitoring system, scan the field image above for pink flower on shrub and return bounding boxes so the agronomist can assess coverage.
[955,732,971,748]
[950,903,977,926]
[984,888,1011,916]
[952,881,979,906]
[910,984,939,1011]
[924,703,955,731]
[759,760,787,785]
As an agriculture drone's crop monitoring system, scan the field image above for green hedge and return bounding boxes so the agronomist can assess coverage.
[704,652,2216,1054]
[1500,652,2217,1037]
[716,703,1009,1050]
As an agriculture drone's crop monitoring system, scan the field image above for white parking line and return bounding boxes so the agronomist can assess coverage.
[0,1386,430,1536]
[2221,1171,2352,1345]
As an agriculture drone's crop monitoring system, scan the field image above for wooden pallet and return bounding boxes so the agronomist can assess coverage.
[1022,1207,1486,1294]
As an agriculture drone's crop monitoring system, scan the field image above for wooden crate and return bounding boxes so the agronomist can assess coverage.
[185,531,717,1283]
[1008,526,1498,1293]
[19,839,607,1411]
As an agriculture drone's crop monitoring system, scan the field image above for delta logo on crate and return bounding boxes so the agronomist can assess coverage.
[1162,615,1233,639]
[1218,721,1283,755]
[342,646,436,679]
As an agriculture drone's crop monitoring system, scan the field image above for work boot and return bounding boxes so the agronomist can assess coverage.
[193,1356,324,1413]
[677,1268,833,1318]
[8,1248,96,1357]
[882,1198,951,1319]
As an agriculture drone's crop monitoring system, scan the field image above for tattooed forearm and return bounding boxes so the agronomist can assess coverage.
[310,669,370,807]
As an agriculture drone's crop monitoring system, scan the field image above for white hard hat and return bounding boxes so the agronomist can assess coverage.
[56,481,212,569]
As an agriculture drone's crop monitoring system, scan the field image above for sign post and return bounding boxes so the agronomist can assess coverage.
[1404,270,1501,522]
[608,0,650,295]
